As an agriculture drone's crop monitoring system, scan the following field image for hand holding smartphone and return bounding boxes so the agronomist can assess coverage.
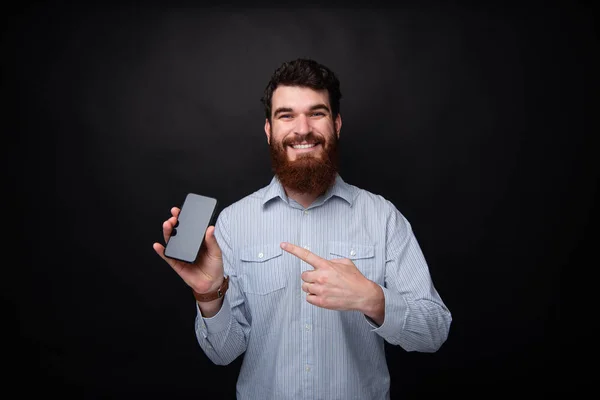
[164,193,218,263]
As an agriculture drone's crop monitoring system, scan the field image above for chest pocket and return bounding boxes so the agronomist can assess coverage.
[328,241,376,281]
[239,244,287,295]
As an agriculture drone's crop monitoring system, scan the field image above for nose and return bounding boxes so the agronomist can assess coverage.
[294,114,311,135]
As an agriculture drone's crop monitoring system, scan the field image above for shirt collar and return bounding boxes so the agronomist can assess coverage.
[261,173,354,207]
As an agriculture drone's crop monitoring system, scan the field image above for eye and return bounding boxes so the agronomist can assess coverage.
[311,112,326,117]
[279,114,293,119]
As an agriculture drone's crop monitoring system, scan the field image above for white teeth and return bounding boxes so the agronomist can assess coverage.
[292,143,316,149]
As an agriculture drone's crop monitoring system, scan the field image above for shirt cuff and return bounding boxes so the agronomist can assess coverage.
[196,294,232,335]
[365,285,408,339]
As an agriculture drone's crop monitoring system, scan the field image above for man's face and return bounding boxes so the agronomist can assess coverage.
[265,85,342,194]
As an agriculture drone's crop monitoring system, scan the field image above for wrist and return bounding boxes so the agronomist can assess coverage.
[192,276,224,295]
[361,281,385,322]
[193,276,229,303]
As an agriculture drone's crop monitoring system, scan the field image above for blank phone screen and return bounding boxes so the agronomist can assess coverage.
[164,193,218,263]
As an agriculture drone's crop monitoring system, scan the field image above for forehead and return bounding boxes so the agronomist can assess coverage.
[271,85,330,109]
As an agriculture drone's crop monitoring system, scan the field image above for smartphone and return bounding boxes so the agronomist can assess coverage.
[164,193,218,263]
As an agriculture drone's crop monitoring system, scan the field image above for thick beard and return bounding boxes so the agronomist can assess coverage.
[269,132,339,195]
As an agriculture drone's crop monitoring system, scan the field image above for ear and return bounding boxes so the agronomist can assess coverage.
[335,113,342,138]
[264,118,271,144]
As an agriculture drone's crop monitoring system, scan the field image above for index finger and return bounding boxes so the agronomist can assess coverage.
[280,242,328,269]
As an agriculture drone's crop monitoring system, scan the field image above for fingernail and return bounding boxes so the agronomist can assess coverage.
[280,242,287,249]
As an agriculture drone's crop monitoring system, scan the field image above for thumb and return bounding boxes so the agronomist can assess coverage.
[204,226,222,259]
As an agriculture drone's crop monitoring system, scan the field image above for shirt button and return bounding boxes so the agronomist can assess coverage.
[305,324,311,331]
[350,250,356,257]
[305,366,311,372]
[304,210,309,215]
[258,252,264,259]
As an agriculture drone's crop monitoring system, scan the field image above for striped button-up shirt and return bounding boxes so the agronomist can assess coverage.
[196,174,452,400]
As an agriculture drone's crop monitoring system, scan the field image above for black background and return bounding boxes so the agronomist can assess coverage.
[4,2,594,398]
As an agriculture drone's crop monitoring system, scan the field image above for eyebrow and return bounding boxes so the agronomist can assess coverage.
[273,104,331,117]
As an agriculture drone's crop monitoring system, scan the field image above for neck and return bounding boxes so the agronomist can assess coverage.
[284,187,321,209]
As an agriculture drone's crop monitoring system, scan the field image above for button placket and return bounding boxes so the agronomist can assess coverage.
[300,202,314,383]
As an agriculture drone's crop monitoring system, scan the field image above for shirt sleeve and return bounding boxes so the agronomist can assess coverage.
[194,207,250,365]
[366,202,453,352]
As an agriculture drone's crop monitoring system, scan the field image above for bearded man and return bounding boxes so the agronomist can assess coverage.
[153,58,452,400]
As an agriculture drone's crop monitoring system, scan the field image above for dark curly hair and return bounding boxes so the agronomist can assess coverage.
[260,58,342,121]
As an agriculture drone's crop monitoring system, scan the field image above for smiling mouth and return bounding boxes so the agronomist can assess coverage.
[291,143,318,149]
